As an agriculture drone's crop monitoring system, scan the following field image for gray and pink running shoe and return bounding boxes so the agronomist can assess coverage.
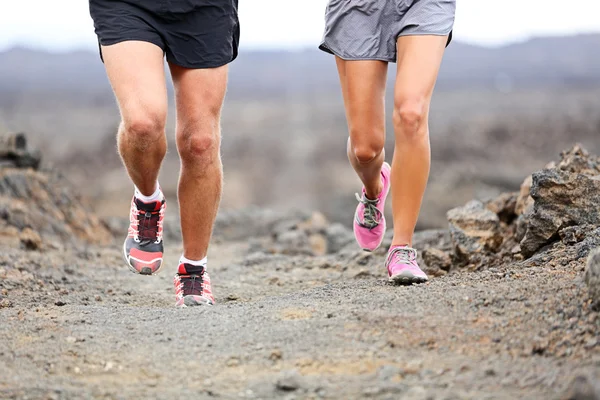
[353,162,391,252]
[386,245,428,284]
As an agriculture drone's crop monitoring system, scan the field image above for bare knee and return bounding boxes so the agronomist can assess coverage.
[349,129,385,164]
[122,111,166,150]
[177,121,220,167]
[393,97,428,141]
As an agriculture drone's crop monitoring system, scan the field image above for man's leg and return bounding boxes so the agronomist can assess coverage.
[390,35,448,246]
[102,41,168,195]
[102,41,168,275]
[169,64,228,261]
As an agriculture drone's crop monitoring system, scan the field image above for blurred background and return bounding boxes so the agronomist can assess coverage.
[0,0,599,229]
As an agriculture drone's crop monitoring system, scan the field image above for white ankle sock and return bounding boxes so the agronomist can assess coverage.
[179,255,208,267]
[135,183,162,202]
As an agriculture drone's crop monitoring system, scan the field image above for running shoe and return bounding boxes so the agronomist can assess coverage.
[123,195,165,275]
[386,245,428,284]
[353,162,391,251]
[174,263,215,307]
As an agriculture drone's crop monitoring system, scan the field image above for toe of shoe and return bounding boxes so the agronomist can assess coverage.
[128,258,162,275]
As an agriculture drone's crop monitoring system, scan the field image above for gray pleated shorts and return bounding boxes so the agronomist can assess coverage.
[319,0,456,63]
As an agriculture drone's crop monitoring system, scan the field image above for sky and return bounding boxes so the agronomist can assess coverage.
[0,0,598,51]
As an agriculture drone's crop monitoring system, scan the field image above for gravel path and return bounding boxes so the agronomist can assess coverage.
[1,238,598,400]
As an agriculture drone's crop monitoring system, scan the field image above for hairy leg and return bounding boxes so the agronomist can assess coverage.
[391,35,448,246]
[169,63,228,260]
[101,41,168,195]
[335,58,388,199]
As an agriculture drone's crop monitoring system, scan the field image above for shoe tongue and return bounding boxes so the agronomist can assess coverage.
[178,263,205,275]
[135,198,161,212]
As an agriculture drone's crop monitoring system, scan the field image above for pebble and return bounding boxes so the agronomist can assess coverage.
[276,370,302,392]
[269,349,283,361]
[226,357,240,367]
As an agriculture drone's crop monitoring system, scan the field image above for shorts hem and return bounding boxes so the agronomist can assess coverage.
[165,54,238,70]
[98,37,165,62]
[397,30,454,47]
[318,42,395,63]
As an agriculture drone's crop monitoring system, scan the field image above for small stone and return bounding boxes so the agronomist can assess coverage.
[353,269,371,279]
[20,228,42,250]
[226,293,240,301]
[226,357,240,367]
[104,361,115,372]
[66,336,77,343]
[275,370,302,392]
[531,340,548,355]
[268,277,280,286]
[269,349,283,361]
[422,248,452,274]
[95,295,102,302]
[447,200,503,264]
[73,366,81,374]
[0,299,13,308]
[55,301,67,307]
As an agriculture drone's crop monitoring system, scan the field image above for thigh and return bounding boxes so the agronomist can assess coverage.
[101,41,168,124]
[162,0,239,69]
[335,57,388,136]
[394,35,448,107]
[169,64,229,133]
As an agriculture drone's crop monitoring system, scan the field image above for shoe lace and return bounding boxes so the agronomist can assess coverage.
[389,247,417,265]
[181,275,204,297]
[136,207,163,245]
[355,193,382,229]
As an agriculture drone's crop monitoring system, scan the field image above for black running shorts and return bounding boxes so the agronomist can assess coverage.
[89,0,240,69]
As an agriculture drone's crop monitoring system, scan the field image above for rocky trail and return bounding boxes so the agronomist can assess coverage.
[1,135,599,400]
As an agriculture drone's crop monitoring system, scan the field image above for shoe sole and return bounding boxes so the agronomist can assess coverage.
[389,270,428,285]
[176,295,214,307]
[122,240,163,276]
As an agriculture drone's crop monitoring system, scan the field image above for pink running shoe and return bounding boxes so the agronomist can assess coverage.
[353,162,391,252]
[386,246,428,284]
[174,263,215,307]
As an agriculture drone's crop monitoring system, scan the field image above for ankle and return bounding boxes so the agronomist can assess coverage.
[391,238,412,248]
[135,182,162,201]
[364,181,383,200]
[178,255,208,275]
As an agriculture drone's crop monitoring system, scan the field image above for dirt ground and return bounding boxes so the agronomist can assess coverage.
[1,231,598,400]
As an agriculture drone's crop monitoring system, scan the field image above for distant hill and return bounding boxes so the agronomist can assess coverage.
[0,33,599,102]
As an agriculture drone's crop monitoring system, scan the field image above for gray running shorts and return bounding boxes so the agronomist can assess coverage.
[319,0,456,63]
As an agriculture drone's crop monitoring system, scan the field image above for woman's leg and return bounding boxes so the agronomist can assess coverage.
[390,35,449,247]
[335,58,393,251]
[335,58,388,200]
